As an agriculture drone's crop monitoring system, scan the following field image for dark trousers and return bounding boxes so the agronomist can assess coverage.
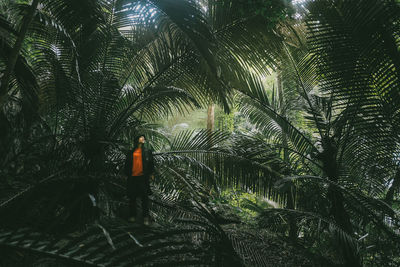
[127,175,150,218]
[129,195,149,217]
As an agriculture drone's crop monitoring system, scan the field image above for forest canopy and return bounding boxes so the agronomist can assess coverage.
[0,0,399,266]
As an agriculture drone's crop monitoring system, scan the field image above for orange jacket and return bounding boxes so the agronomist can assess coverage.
[124,147,154,176]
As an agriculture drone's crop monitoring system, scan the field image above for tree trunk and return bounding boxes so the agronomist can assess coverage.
[385,168,400,206]
[207,104,215,130]
[0,0,40,108]
[322,139,361,266]
[276,69,283,111]
[277,69,298,241]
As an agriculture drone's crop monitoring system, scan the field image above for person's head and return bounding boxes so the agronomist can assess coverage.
[134,134,146,148]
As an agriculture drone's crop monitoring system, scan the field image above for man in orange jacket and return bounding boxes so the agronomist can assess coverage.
[124,134,155,225]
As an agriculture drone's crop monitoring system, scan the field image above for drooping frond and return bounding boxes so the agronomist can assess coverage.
[237,72,318,167]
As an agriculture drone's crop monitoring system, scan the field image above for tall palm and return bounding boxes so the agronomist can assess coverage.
[304,0,400,207]
[237,0,400,265]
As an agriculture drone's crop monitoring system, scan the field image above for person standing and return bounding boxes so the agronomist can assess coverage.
[124,134,154,225]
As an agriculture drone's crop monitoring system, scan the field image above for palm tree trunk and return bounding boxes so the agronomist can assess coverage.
[205,103,215,187]
[277,69,297,241]
[207,104,215,130]
[322,140,361,266]
[327,184,361,266]
[0,0,40,108]
[385,168,400,206]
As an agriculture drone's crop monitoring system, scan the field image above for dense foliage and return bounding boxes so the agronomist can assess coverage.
[0,0,399,266]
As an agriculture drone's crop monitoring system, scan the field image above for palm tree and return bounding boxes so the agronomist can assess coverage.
[237,0,400,265]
